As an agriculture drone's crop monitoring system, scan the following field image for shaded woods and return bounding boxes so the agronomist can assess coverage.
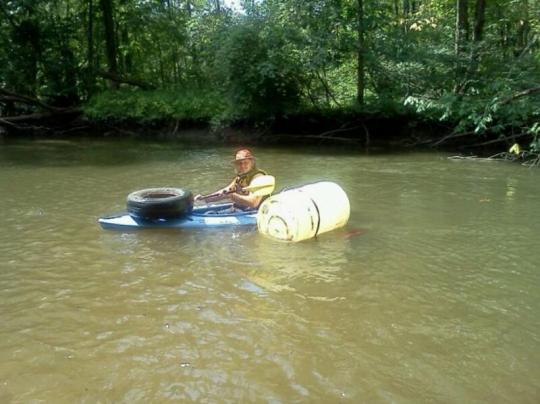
[0,0,539,154]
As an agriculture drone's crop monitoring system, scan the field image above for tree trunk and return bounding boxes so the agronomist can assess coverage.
[461,0,486,86]
[99,0,119,88]
[516,0,530,53]
[455,0,469,56]
[356,0,365,106]
[87,0,94,71]
[472,0,486,42]
[454,0,469,92]
[121,27,132,74]
[495,4,507,53]
[157,43,165,85]
[172,49,180,84]
[86,0,96,97]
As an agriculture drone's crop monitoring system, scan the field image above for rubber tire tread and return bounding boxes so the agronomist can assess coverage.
[126,187,193,219]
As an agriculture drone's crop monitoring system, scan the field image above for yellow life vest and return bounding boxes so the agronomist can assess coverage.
[233,169,268,209]
[234,169,267,190]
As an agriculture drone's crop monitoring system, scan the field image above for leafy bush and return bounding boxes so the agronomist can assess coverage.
[212,20,302,122]
[84,87,225,123]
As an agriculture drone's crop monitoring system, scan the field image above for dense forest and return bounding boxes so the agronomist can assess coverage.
[0,0,539,154]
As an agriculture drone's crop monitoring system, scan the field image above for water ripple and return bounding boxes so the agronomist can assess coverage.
[0,142,539,402]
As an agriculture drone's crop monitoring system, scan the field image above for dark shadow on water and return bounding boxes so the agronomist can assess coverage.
[0,134,425,168]
[0,137,207,167]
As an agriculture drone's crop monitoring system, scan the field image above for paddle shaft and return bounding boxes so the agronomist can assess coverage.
[199,175,275,201]
[199,185,269,200]
[199,188,235,201]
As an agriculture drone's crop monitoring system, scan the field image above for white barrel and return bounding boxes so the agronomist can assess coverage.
[257,181,350,242]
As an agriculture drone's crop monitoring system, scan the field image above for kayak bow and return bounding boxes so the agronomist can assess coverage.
[98,203,257,230]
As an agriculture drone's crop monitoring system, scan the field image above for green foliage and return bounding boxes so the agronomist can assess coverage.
[529,123,540,153]
[380,0,540,139]
[0,0,539,145]
[212,19,302,122]
[84,87,225,123]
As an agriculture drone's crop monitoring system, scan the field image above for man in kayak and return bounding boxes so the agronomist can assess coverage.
[194,148,268,210]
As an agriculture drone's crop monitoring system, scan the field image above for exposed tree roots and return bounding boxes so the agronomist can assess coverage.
[449,152,540,168]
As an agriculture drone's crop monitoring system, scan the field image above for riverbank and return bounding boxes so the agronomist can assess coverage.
[87,111,440,147]
[0,95,534,156]
[0,113,523,158]
[2,84,538,155]
[0,108,455,149]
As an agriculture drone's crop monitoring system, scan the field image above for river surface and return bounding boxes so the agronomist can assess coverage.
[0,138,539,403]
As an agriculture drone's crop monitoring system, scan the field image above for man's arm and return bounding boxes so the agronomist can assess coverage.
[194,179,236,202]
[230,192,262,209]
[230,173,264,208]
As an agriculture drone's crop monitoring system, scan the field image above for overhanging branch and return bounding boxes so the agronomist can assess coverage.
[498,86,540,105]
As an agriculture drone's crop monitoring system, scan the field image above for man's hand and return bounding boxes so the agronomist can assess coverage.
[235,184,249,195]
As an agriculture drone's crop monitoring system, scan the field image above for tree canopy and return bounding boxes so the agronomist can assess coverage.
[1,0,539,149]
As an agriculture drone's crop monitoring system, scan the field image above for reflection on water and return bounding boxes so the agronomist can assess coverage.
[0,139,539,402]
[236,233,353,297]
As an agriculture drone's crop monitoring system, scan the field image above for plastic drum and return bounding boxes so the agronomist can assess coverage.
[257,182,350,241]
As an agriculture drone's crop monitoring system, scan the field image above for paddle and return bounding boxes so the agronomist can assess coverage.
[198,175,275,201]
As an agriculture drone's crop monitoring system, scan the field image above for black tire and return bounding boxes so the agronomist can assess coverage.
[126,187,193,219]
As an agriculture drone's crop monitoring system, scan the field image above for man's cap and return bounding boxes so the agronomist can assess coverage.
[233,148,255,162]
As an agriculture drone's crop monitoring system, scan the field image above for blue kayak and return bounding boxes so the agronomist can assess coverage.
[98,203,257,230]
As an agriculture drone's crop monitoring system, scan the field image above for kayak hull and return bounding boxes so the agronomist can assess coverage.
[98,203,257,230]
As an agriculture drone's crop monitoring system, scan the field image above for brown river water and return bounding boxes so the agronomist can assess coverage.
[0,138,539,402]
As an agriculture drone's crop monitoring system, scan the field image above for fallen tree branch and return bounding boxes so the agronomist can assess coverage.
[102,124,140,137]
[448,154,516,162]
[0,88,62,112]
[318,125,362,138]
[0,118,19,129]
[468,132,532,148]
[0,118,51,134]
[0,108,83,136]
[449,152,540,168]
[448,155,479,160]
[0,108,81,123]
[56,125,92,136]
[523,154,540,168]
[97,70,156,90]
[431,130,476,146]
[273,133,362,144]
